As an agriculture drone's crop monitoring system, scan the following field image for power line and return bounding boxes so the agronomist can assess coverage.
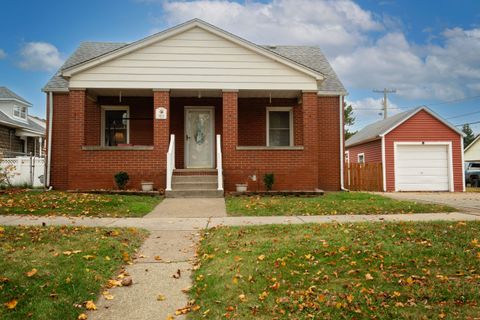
[455,120,480,127]
[446,110,480,120]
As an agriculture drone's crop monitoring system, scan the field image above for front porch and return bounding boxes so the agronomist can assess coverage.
[51,87,340,194]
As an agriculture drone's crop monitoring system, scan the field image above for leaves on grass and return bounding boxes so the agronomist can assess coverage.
[4,299,17,309]
[25,268,37,277]
[84,301,97,311]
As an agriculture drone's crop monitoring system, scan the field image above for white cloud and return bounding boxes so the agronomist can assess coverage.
[145,0,480,104]
[0,49,6,59]
[161,0,382,57]
[346,97,401,129]
[19,42,63,71]
[333,27,480,101]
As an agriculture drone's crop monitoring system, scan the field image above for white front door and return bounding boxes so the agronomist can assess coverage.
[395,144,450,191]
[185,107,215,168]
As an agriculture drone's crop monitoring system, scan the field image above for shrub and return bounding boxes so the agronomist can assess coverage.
[114,171,130,190]
[263,173,275,191]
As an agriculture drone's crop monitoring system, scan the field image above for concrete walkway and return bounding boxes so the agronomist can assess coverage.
[381,192,480,214]
[145,198,227,218]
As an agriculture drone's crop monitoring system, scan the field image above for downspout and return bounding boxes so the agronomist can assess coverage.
[46,91,53,188]
[339,95,348,191]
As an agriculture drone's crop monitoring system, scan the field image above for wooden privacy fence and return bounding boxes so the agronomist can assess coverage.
[345,162,383,191]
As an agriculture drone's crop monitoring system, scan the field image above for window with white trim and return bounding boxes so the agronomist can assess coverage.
[101,106,130,146]
[13,105,27,119]
[358,153,365,164]
[267,107,293,147]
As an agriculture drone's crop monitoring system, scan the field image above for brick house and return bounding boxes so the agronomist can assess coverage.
[0,87,46,157]
[43,19,347,196]
[345,107,464,192]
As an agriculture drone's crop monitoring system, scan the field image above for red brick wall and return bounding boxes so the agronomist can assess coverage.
[384,110,463,192]
[49,90,342,192]
[84,96,100,145]
[346,139,382,164]
[317,96,341,190]
[221,91,341,191]
[48,93,70,189]
[49,91,169,191]
[237,98,302,146]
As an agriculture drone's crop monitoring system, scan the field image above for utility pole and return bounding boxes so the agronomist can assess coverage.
[373,88,396,119]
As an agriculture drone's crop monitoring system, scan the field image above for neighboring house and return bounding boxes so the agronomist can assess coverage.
[464,135,480,162]
[345,106,464,192]
[43,19,347,195]
[0,87,46,157]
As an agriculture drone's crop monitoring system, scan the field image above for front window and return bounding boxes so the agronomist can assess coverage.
[102,106,129,146]
[267,107,293,147]
[13,105,27,119]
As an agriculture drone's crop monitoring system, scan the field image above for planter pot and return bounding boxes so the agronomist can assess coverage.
[141,182,154,192]
[235,183,248,192]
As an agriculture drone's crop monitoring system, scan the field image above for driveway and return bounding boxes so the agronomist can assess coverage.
[382,192,480,214]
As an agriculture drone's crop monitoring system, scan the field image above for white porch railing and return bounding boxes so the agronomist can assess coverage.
[166,134,175,191]
[216,134,223,191]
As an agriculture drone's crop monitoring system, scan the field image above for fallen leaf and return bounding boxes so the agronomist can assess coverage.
[78,314,88,320]
[121,277,133,286]
[365,273,374,280]
[157,294,166,301]
[154,256,162,261]
[257,254,265,261]
[82,255,95,260]
[239,294,247,302]
[173,269,181,279]
[4,299,17,309]
[26,268,38,277]
[85,300,97,311]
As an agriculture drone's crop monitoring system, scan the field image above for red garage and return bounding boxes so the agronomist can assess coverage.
[345,107,464,192]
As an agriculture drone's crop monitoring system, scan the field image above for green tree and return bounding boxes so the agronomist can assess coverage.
[344,103,356,140]
[462,124,475,148]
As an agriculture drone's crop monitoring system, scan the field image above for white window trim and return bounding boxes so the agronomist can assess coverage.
[357,153,365,164]
[393,141,454,192]
[345,151,350,164]
[100,105,130,147]
[266,106,294,147]
[13,105,27,120]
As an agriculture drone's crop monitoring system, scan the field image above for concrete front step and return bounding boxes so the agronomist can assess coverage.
[172,182,218,190]
[165,189,224,198]
[172,175,218,183]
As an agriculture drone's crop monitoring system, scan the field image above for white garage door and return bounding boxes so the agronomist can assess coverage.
[395,144,450,191]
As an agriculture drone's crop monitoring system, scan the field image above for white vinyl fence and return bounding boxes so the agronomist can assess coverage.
[1,157,45,187]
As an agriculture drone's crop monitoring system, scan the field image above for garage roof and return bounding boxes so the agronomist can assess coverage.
[346,106,463,147]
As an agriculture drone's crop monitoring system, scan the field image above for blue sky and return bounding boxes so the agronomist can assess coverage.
[0,0,479,131]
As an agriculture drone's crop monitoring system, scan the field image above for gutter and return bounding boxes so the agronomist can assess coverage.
[46,91,53,188]
[339,95,348,191]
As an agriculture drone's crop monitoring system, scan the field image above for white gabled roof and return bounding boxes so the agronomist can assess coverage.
[61,19,325,82]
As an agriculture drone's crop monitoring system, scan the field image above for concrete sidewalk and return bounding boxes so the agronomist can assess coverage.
[1,212,479,230]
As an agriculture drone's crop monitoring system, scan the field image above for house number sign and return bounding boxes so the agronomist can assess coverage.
[155,107,167,120]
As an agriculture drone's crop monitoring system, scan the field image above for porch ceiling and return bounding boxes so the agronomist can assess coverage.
[87,88,302,99]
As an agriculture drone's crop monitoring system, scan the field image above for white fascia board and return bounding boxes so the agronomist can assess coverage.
[61,19,325,82]
[0,98,32,107]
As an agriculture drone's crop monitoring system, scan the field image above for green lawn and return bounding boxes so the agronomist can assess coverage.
[0,191,161,217]
[190,222,480,319]
[0,225,147,319]
[226,192,455,216]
